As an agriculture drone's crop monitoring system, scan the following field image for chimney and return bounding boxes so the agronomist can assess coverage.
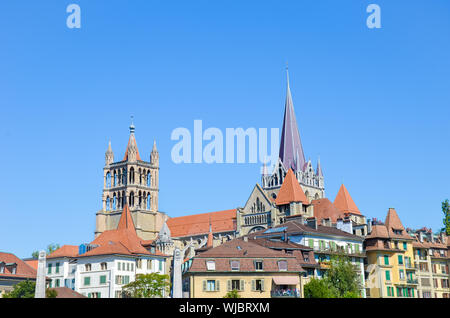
[283,229,288,242]
[306,217,318,230]
[419,231,424,243]
[367,219,372,234]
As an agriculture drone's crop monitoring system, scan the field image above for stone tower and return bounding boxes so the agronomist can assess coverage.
[261,68,325,202]
[95,120,167,240]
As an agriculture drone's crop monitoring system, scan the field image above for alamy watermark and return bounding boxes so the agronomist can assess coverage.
[171,120,279,169]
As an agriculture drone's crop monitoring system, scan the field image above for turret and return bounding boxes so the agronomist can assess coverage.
[105,140,114,165]
[151,140,159,166]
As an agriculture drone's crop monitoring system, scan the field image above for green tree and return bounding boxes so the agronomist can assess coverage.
[2,280,59,298]
[304,278,335,298]
[32,243,61,259]
[442,199,450,235]
[122,273,171,298]
[304,254,362,298]
[223,289,241,298]
[2,280,36,298]
[325,254,362,298]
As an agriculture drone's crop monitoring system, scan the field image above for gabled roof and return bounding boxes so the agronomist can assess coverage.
[167,209,237,238]
[275,169,309,205]
[0,252,37,279]
[333,184,361,215]
[47,245,79,259]
[311,198,345,223]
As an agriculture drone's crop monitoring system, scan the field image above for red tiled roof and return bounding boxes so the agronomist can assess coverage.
[47,245,79,259]
[385,208,412,240]
[48,287,86,298]
[82,205,150,257]
[0,252,37,280]
[311,198,345,223]
[167,209,237,238]
[334,184,361,215]
[188,238,304,272]
[275,169,309,205]
[24,259,38,271]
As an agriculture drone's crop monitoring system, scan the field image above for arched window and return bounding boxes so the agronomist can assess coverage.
[122,169,127,185]
[147,194,151,210]
[129,167,135,184]
[113,194,117,210]
[106,197,110,211]
[129,191,134,207]
[113,171,117,186]
[106,172,111,189]
[147,172,151,187]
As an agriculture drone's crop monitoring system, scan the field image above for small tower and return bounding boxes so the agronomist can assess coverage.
[151,140,159,166]
[105,140,114,165]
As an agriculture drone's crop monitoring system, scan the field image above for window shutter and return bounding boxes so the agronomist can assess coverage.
[202,280,207,292]
[240,280,244,291]
[216,280,220,291]
[261,279,265,291]
[227,280,231,291]
[251,280,256,291]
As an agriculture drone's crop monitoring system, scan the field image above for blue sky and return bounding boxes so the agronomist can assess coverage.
[0,1,449,258]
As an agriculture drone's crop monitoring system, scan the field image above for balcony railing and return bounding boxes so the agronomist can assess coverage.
[407,278,418,285]
[271,290,299,298]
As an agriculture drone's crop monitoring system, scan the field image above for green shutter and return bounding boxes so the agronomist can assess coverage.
[261,279,265,291]
[56,263,60,273]
[308,239,314,248]
[227,280,231,291]
[48,264,52,274]
[355,244,360,253]
[202,280,207,292]
[398,255,403,265]
[84,277,90,286]
[384,255,389,265]
[216,280,220,291]
[385,270,390,281]
[240,280,244,291]
[251,280,256,291]
[100,275,106,284]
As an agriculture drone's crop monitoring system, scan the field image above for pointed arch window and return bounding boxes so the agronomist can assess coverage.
[106,197,110,211]
[113,172,117,187]
[113,194,117,210]
[106,172,111,188]
[147,172,151,187]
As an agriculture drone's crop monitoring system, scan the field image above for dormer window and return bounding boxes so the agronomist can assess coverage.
[278,260,288,271]
[85,264,92,271]
[206,261,215,271]
[230,260,240,271]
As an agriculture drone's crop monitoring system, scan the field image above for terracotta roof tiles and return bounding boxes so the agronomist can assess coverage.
[275,169,309,205]
[333,184,361,215]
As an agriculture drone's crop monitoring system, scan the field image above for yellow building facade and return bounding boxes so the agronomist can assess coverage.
[365,208,418,298]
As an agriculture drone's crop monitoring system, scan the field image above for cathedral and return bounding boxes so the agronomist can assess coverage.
[94,69,368,256]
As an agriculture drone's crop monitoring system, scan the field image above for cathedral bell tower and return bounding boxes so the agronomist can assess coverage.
[95,119,167,240]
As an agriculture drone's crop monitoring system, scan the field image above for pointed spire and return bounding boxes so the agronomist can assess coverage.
[123,118,141,162]
[152,139,158,153]
[333,184,361,215]
[275,169,309,205]
[105,140,114,165]
[279,67,306,172]
[157,219,172,244]
[117,205,136,232]
[316,156,323,177]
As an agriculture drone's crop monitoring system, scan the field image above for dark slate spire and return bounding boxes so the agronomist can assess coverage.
[278,67,306,172]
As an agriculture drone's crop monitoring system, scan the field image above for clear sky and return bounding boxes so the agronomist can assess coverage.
[0,1,449,258]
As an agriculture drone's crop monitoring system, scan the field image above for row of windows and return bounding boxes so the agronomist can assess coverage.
[308,239,361,254]
[105,169,153,189]
[203,279,265,292]
[205,260,284,272]
[384,269,414,282]
[381,255,412,267]
[106,191,152,211]
[83,275,108,286]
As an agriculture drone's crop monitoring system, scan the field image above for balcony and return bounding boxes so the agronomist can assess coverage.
[271,290,299,298]
[407,278,418,285]
[319,261,331,269]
